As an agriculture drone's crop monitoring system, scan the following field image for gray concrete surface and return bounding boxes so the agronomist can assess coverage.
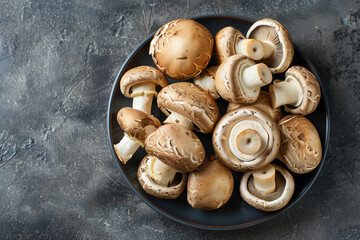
[0,0,359,239]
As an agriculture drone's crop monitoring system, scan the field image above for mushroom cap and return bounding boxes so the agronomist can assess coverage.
[137,155,187,199]
[120,66,168,97]
[240,164,295,212]
[215,54,262,104]
[145,123,206,172]
[213,106,281,172]
[246,18,294,74]
[214,26,245,65]
[193,66,220,99]
[149,19,214,80]
[117,107,161,141]
[227,91,282,122]
[157,82,220,134]
[278,115,322,174]
[187,156,234,210]
[283,66,321,115]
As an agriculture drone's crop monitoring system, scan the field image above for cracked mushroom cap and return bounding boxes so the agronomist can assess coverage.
[227,91,282,122]
[157,82,220,134]
[215,54,272,104]
[120,66,168,97]
[138,155,187,199]
[278,115,322,174]
[214,26,246,65]
[145,123,206,172]
[117,107,161,142]
[187,156,234,210]
[240,164,295,212]
[149,19,214,80]
[213,106,281,172]
[246,18,294,74]
[272,66,321,115]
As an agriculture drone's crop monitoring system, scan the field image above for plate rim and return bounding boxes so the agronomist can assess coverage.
[106,14,331,230]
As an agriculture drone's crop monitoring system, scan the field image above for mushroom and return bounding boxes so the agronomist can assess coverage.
[246,18,294,74]
[137,155,187,199]
[149,19,214,80]
[145,123,206,172]
[269,66,321,115]
[113,107,161,164]
[187,156,234,210]
[240,163,295,211]
[278,115,322,174]
[120,66,168,114]
[193,66,220,99]
[214,26,265,64]
[227,91,282,122]
[157,82,220,134]
[215,54,272,104]
[213,106,281,172]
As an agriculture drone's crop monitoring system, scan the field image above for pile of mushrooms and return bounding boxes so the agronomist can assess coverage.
[113,18,323,212]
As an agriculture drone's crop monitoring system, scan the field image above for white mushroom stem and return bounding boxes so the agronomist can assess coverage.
[270,77,303,108]
[164,112,194,131]
[113,134,141,164]
[193,67,220,99]
[242,63,272,91]
[132,83,156,114]
[235,39,265,61]
[252,164,276,195]
[229,120,269,161]
[260,40,275,59]
[150,156,178,187]
[236,129,262,155]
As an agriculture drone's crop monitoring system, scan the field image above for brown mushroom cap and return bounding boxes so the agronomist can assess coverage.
[213,106,281,172]
[157,82,220,134]
[282,66,321,115]
[149,19,214,80]
[246,18,294,74]
[240,164,295,212]
[145,123,206,172]
[137,155,187,199]
[227,91,282,122]
[187,156,234,210]
[214,26,245,65]
[120,66,168,97]
[215,54,271,104]
[117,107,161,141]
[278,115,322,174]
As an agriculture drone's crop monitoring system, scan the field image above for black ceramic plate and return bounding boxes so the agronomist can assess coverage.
[107,15,330,230]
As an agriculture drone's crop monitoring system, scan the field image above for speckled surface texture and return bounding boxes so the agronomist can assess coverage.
[0,0,359,239]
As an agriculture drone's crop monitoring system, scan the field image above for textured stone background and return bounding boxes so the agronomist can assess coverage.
[0,0,359,239]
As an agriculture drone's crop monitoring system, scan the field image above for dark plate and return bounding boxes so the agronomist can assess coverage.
[107,15,330,230]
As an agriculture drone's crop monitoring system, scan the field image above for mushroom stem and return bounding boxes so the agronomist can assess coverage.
[252,164,276,195]
[235,39,265,60]
[164,112,194,131]
[113,134,141,164]
[193,66,220,99]
[260,40,275,59]
[269,77,303,108]
[150,157,178,187]
[132,83,156,114]
[236,129,262,155]
[242,63,272,90]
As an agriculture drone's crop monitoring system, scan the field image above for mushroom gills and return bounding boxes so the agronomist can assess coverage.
[131,83,156,114]
[113,134,141,164]
[270,77,303,108]
[252,164,276,195]
[163,111,194,131]
[193,66,220,99]
[150,156,178,187]
[235,38,265,60]
[228,120,269,161]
